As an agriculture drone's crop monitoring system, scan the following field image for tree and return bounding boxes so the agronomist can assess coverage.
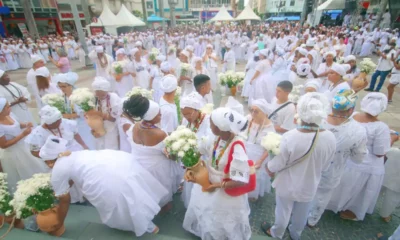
[253,8,263,19]
[132,9,143,19]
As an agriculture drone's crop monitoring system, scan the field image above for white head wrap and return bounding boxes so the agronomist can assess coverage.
[135,41,142,47]
[260,49,269,57]
[211,107,248,134]
[31,55,43,64]
[275,47,285,57]
[39,105,62,125]
[323,51,336,59]
[297,92,329,125]
[180,50,190,58]
[95,46,104,53]
[130,48,139,56]
[160,62,172,72]
[156,55,166,62]
[92,76,111,91]
[297,63,311,77]
[0,97,7,112]
[116,48,126,56]
[143,100,160,121]
[341,64,351,72]
[306,40,315,47]
[251,99,272,115]
[206,44,213,49]
[0,70,4,78]
[305,79,321,91]
[160,75,178,93]
[193,56,202,63]
[35,67,50,77]
[225,42,232,48]
[254,50,260,57]
[297,48,308,56]
[185,45,194,52]
[180,92,204,110]
[39,136,68,161]
[52,72,78,86]
[344,55,356,63]
[331,63,346,76]
[360,92,388,116]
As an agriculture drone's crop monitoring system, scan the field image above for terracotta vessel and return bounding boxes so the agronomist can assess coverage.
[230,86,237,96]
[352,72,367,91]
[0,215,24,229]
[115,74,122,82]
[184,160,211,192]
[85,109,106,137]
[36,207,65,237]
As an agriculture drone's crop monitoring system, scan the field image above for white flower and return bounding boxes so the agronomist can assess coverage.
[125,87,154,100]
[200,103,214,115]
[178,151,185,158]
[261,132,282,156]
[69,88,96,112]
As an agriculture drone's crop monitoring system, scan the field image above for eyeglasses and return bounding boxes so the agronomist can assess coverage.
[249,108,259,114]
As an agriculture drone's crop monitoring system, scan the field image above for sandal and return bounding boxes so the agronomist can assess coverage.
[261,222,273,237]
[152,226,160,234]
[382,216,392,223]
[340,210,358,221]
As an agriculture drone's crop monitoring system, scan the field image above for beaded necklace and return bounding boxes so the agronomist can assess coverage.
[1,83,27,110]
[328,114,348,119]
[64,95,74,114]
[246,119,264,143]
[140,121,158,129]
[48,127,63,138]
[95,95,111,115]
[187,113,205,133]
[297,125,322,131]
[212,136,234,170]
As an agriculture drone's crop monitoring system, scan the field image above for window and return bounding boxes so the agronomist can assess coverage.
[31,0,41,8]
[290,0,295,6]
[77,4,82,11]
[57,3,71,11]
[147,1,153,9]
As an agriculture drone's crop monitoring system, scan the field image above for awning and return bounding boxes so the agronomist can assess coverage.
[235,4,261,21]
[317,0,345,11]
[209,5,234,22]
[266,16,300,21]
[0,7,10,15]
[147,14,169,22]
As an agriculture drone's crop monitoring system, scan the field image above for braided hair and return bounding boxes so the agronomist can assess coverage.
[123,95,149,120]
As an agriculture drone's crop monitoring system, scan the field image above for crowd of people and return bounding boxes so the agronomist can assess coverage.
[0,20,400,240]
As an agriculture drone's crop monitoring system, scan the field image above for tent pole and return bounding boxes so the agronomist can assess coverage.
[72,0,92,66]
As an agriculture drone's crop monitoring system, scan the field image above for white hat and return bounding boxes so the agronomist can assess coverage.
[156,55,166,62]
[297,48,308,56]
[297,63,311,77]
[331,63,346,76]
[304,79,321,92]
[260,49,269,57]
[211,107,247,134]
[35,67,50,77]
[31,55,43,64]
[193,56,202,63]
[143,100,160,121]
[275,47,286,56]
[297,92,329,125]
[306,40,315,47]
[39,105,62,125]
[344,55,356,63]
[181,91,204,110]
[180,50,190,58]
[53,72,79,86]
[361,92,388,116]
[92,76,111,91]
[95,46,104,53]
[225,42,232,48]
[135,41,142,47]
[251,99,272,115]
[39,136,68,161]
[0,70,4,78]
[341,64,351,72]
[185,45,194,52]
[116,48,126,56]
[160,75,178,93]
[323,51,336,59]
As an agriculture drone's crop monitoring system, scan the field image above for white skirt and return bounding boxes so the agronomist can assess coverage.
[246,143,271,199]
[241,69,256,98]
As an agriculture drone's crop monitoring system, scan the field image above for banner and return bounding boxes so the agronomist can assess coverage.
[17,23,29,37]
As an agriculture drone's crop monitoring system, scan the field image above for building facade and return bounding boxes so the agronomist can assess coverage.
[265,0,304,17]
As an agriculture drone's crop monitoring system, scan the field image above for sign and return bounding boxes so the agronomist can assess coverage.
[90,26,104,35]
[17,23,29,37]
[60,12,85,20]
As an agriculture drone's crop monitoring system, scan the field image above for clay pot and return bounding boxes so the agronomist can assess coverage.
[36,207,65,237]
[115,74,122,82]
[230,86,237,96]
[85,109,106,138]
[0,215,24,229]
[184,160,211,192]
[352,72,367,91]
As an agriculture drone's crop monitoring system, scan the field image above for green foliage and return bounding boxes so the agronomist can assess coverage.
[174,95,182,124]
[21,187,56,219]
[182,148,200,168]
[0,194,13,215]
[132,10,143,18]
[80,101,94,112]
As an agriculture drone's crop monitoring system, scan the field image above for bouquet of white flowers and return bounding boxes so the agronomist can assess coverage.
[219,71,244,88]
[164,126,200,167]
[112,62,124,75]
[149,48,160,62]
[261,132,282,157]
[168,46,176,54]
[69,88,96,112]
[359,58,377,74]
[288,85,304,103]
[10,173,55,219]
[200,103,214,115]
[0,173,13,217]
[125,87,154,100]
[180,63,192,77]
[218,73,227,86]
[42,93,66,114]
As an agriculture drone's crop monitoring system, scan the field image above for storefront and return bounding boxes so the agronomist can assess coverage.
[388,0,400,28]
[59,12,86,32]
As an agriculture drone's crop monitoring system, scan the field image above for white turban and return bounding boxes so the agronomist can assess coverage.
[344,55,356,63]
[35,67,50,77]
[211,107,248,134]
[225,42,232,48]
[323,51,336,59]
[0,70,4,78]
[341,64,351,72]
[306,40,315,47]
[193,56,202,63]
[54,72,78,86]
[143,100,160,121]
[331,63,346,76]
[251,99,272,115]
[185,45,194,52]
[160,75,178,93]
[135,41,142,47]
[275,47,286,56]
[297,63,311,77]
[297,48,308,56]
[260,49,269,57]
[180,50,190,58]
[297,92,329,125]
[0,97,6,112]
[361,92,387,116]
[206,44,213,49]
[181,92,204,110]
[31,55,43,64]
[156,55,166,62]
[116,48,126,56]
[130,48,139,56]
[95,46,104,53]
[305,79,321,91]
[92,76,111,91]
[254,50,260,57]
[160,62,172,72]
[39,136,68,161]
[39,105,62,125]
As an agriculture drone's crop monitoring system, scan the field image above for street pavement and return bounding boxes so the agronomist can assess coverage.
[1,57,399,239]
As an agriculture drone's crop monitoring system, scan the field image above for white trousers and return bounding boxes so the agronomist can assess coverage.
[308,186,334,226]
[390,225,400,240]
[271,195,312,240]
[380,187,400,218]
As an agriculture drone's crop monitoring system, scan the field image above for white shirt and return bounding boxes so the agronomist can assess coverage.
[159,98,178,133]
[377,49,396,71]
[269,97,296,131]
[268,129,336,202]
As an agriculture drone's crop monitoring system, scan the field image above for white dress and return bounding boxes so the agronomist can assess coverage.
[183,136,252,240]
[3,49,19,70]
[203,53,219,91]
[39,43,50,61]
[327,120,391,220]
[113,60,134,98]
[241,59,257,98]
[50,150,168,236]
[149,65,163,103]
[249,59,271,104]
[245,117,275,199]
[262,57,288,102]
[132,58,150,90]
[128,125,183,207]
[17,47,32,69]
[159,98,179,133]
[0,82,36,124]
[0,113,48,193]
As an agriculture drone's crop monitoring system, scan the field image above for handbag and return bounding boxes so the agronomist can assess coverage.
[222,140,256,197]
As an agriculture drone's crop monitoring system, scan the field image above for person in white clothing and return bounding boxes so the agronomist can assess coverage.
[88,46,114,91]
[0,70,35,124]
[91,77,121,150]
[308,89,368,227]
[35,66,62,106]
[159,75,179,134]
[223,42,236,72]
[387,57,400,103]
[130,47,150,90]
[26,55,45,108]
[325,63,351,102]
[269,81,296,134]
[112,49,134,98]
[381,10,391,29]
[40,136,167,236]
[262,92,336,240]
[249,49,272,104]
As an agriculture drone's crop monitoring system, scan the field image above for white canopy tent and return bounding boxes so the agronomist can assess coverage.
[235,4,261,21]
[311,0,345,26]
[116,4,146,26]
[209,5,234,22]
[87,4,125,35]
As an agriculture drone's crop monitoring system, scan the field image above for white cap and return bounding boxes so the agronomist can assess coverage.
[35,67,50,77]
[31,55,43,64]
[39,136,68,161]
[92,76,111,91]
[160,75,178,93]
[160,62,172,72]
[331,63,346,76]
